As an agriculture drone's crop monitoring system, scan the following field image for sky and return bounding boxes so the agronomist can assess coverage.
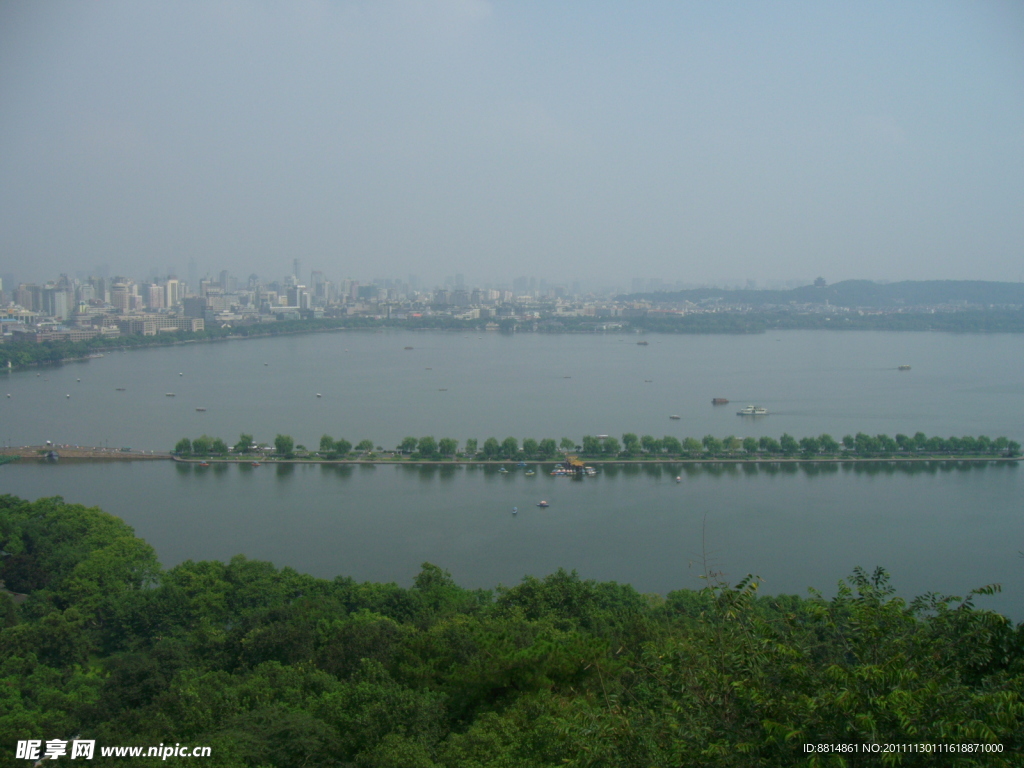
[1,0,1022,290]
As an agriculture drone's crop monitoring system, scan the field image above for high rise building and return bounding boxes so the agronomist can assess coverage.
[165,279,181,307]
[147,284,165,310]
[110,283,131,313]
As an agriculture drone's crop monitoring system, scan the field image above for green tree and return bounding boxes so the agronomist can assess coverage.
[759,436,782,454]
[742,436,758,454]
[482,437,500,459]
[417,436,437,456]
[501,437,519,459]
[192,435,213,455]
[877,434,899,455]
[701,435,723,455]
[560,437,577,452]
[437,438,458,457]
[640,435,658,453]
[842,434,855,450]
[621,433,640,455]
[521,438,538,458]
[356,439,374,453]
[854,432,876,455]
[799,436,820,456]
[682,437,702,456]
[581,435,601,456]
[320,434,336,453]
[234,434,254,454]
[334,438,352,457]
[779,433,799,455]
[274,434,294,457]
[538,438,557,458]
[464,438,478,456]
[662,436,683,455]
[723,435,742,454]
[602,436,621,455]
[819,434,839,454]
[210,438,228,455]
[174,438,192,455]
[399,436,418,454]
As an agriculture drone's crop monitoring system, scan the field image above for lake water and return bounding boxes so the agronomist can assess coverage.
[1,330,1023,617]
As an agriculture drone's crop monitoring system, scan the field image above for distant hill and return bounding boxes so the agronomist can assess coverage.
[625,280,1024,308]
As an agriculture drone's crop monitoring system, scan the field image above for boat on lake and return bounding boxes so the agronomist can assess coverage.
[537,500,549,508]
[898,364,911,371]
[737,405,768,416]
[195,407,206,412]
[165,393,175,397]
[199,461,209,467]
[669,415,681,420]
[712,398,729,405]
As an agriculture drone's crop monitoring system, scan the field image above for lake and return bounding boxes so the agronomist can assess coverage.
[1,330,1023,617]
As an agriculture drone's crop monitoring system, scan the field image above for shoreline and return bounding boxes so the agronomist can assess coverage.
[0,447,1016,465]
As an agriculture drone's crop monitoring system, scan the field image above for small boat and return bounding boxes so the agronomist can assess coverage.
[712,398,729,405]
[165,393,175,397]
[898,365,911,371]
[179,372,183,376]
[316,393,322,398]
[404,346,414,350]
[512,506,518,515]
[199,461,210,467]
[517,462,527,467]
[537,500,549,508]
[637,340,649,346]
[115,387,125,391]
[525,470,535,476]
[498,467,508,473]
[251,461,260,467]
[66,394,70,398]
[438,388,447,391]
[644,379,652,383]
[676,476,682,483]
[76,378,80,382]
[670,415,681,420]
[737,405,768,416]
[195,407,206,412]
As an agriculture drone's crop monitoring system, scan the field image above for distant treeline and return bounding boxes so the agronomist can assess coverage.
[624,279,1024,308]
[174,431,1021,460]
[3,306,1024,370]
[2,493,1022,766]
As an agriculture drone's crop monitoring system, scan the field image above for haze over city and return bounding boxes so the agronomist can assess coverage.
[2,1,1023,288]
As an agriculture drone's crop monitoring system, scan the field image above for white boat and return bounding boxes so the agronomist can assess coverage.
[537,500,549,508]
[737,405,768,416]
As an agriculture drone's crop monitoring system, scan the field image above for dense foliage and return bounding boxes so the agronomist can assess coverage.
[1,494,1022,766]
[173,431,1021,460]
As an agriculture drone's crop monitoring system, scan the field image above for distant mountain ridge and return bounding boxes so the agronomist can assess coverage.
[626,280,1024,308]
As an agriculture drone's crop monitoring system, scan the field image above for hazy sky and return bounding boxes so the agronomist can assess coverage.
[2,1,1022,289]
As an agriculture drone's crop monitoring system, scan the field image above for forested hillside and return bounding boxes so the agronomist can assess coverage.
[1,495,1022,766]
